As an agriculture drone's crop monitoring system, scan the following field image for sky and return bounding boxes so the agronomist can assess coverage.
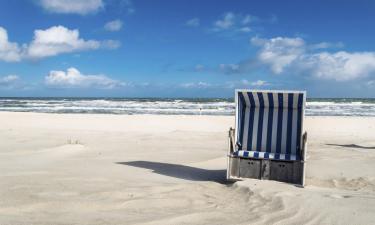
[0,0,375,98]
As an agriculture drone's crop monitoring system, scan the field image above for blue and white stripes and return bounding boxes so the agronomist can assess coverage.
[233,150,300,161]
[235,90,305,160]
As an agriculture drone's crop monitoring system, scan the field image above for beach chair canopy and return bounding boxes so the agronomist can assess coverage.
[234,90,306,161]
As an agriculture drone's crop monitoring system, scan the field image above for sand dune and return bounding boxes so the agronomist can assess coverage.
[0,112,374,224]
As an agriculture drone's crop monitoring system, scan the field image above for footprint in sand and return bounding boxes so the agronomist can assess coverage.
[326,194,351,199]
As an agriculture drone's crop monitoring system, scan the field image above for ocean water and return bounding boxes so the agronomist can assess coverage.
[0,97,374,116]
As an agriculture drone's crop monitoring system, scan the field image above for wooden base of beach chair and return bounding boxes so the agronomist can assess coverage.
[227,156,305,186]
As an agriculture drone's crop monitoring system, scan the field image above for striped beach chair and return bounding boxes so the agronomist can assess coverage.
[227,90,307,186]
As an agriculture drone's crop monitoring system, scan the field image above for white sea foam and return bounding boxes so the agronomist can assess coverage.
[0,98,374,116]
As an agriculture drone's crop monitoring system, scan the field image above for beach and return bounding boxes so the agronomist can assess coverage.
[0,112,374,225]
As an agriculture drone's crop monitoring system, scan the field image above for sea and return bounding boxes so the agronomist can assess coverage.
[0,97,374,116]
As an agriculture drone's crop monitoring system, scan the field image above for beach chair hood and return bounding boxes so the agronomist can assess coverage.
[235,90,305,160]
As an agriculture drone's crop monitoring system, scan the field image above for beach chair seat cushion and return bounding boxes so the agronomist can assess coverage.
[232,150,300,161]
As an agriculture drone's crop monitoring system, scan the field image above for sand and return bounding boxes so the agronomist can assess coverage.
[0,112,374,225]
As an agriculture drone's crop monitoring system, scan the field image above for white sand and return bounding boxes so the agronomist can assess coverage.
[0,112,374,225]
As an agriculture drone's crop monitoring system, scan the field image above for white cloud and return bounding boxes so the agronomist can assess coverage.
[240,79,268,87]
[0,75,19,83]
[214,12,235,30]
[0,26,120,62]
[0,27,22,62]
[186,18,200,27]
[0,75,20,89]
[45,67,125,89]
[251,36,375,81]
[251,80,268,86]
[176,76,270,90]
[304,51,375,81]
[39,0,104,15]
[181,82,211,89]
[104,20,123,31]
[27,26,100,59]
[190,61,256,75]
[212,12,258,34]
[224,79,270,89]
[251,37,305,74]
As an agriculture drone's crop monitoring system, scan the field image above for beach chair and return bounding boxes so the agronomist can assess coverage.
[227,90,307,186]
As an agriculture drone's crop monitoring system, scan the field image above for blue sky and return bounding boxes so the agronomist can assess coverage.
[0,0,375,97]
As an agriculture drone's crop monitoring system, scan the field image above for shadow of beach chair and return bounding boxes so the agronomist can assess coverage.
[227,90,307,186]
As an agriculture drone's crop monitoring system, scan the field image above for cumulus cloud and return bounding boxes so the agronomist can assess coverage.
[104,20,123,31]
[0,26,120,62]
[252,36,375,81]
[251,37,305,74]
[27,26,101,59]
[0,27,22,62]
[39,0,104,15]
[303,51,375,81]
[186,18,200,27]
[45,67,125,89]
